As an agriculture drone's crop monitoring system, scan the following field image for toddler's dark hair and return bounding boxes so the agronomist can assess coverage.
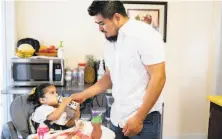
[27,83,52,106]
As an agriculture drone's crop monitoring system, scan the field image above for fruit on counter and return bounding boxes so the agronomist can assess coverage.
[85,66,95,83]
[47,49,57,53]
[38,49,47,53]
[39,45,47,51]
[49,45,56,50]
[16,43,35,58]
[38,45,57,53]
[84,55,96,84]
[16,50,33,58]
[18,43,35,55]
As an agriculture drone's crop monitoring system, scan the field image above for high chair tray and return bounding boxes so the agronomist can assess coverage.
[27,120,115,139]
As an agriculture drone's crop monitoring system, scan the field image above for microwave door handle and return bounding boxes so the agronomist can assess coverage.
[61,59,64,83]
[11,63,14,82]
[49,60,53,82]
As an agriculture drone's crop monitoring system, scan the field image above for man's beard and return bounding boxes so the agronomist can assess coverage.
[105,35,118,42]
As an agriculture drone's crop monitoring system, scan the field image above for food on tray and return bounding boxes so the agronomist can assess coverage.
[76,120,85,131]
[49,121,91,139]
[50,131,91,139]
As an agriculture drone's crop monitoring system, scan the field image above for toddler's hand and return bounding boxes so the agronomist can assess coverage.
[74,105,80,120]
[62,97,72,104]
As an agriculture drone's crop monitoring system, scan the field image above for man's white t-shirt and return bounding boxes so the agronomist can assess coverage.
[104,19,165,127]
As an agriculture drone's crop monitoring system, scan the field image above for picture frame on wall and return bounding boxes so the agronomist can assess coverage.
[122,1,168,42]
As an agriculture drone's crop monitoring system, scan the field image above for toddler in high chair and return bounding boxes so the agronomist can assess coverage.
[27,83,80,132]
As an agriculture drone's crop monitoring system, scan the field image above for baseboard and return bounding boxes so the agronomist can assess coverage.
[163,133,207,139]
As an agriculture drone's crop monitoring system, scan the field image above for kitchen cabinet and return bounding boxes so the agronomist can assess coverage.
[208,96,222,139]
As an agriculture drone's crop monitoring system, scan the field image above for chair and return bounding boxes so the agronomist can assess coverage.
[1,94,37,139]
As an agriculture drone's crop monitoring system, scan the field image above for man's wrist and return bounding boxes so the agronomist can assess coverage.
[136,109,148,122]
[81,91,89,100]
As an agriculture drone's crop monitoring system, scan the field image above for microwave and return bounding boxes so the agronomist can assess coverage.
[11,57,64,86]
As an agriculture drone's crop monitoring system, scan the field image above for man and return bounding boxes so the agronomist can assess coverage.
[71,1,166,139]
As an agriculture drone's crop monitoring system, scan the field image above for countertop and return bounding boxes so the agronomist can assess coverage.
[208,96,222,106]
[1,84,93,95]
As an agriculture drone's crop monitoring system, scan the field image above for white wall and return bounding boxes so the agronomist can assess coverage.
[16,0,104,68]
[164,1,214,138]
[213,3,222,95]
[14,0,221,139]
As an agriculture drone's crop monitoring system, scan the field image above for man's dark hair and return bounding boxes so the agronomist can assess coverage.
[88,0,127,19]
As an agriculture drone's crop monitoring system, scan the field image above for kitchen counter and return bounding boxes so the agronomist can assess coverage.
[1,84,93,95]
[208,96,222,106]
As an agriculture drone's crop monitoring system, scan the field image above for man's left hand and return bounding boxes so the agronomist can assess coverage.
[122,115,143,137]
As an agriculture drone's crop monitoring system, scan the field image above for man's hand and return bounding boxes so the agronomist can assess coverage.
[71,92,86,104]
[122,115,143,137]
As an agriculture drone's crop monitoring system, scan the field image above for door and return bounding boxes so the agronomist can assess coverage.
[12,63,49,81]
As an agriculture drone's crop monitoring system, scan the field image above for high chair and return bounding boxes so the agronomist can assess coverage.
[1,94,37,139]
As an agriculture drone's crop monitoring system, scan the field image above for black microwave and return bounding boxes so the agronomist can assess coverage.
[11,57,64,86]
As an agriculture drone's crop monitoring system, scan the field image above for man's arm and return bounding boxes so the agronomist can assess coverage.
[136,62,166,121]
[71,69,112,101]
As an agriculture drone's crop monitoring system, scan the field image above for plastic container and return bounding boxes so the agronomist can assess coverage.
[65,70,72,87]
[72,68,78,86]
[78,63,86,86]
[37,123,49,139]
[91,110,103,139]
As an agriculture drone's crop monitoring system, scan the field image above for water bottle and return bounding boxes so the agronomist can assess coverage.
[97,58,105,80]
[65,70,72,87]
[37,123,49,139]
[91,111,102,139]
[78,63,85,86]
[72,68,78,86]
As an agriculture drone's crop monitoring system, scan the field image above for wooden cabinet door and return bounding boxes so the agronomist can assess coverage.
[208,104,222,139]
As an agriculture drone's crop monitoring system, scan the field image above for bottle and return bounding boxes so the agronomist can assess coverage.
[37,123,49,139]
[91,111,102,139]
[72,68,78,86]
[58,96,79,110]
[78,63,85,86]
[97,58,105,80]
[57,41,64,58]
[65,70,72,87]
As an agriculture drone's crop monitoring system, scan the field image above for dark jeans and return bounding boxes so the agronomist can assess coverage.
[111,111,161,139]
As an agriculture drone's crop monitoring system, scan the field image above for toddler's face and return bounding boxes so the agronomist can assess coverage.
[42,86,58,106]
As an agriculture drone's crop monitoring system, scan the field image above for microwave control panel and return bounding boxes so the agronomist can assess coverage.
[54,63,62,81]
